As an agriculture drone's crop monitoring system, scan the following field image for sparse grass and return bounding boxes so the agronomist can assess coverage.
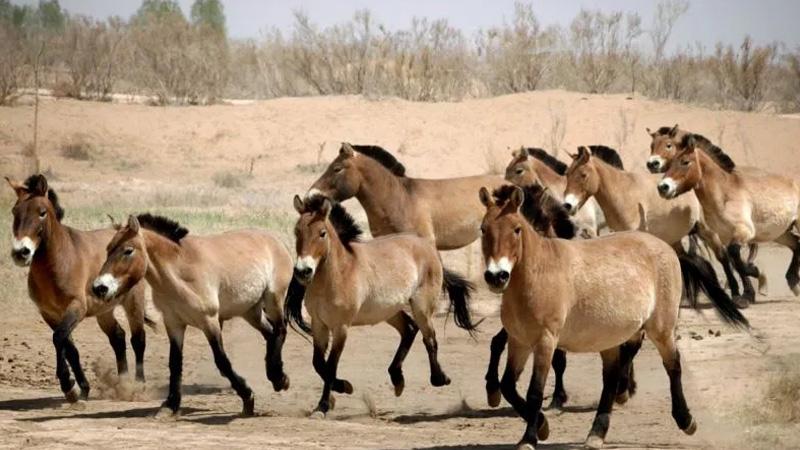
[212,171,249,189]
[295,162,328,174]
[60,135,94,161]
[753,355,800,425]
[113,158,144,172]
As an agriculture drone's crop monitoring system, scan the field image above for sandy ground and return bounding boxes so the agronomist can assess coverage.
[0,91,799,449]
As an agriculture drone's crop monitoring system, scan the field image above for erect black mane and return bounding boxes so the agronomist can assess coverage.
[656,126,675,136]
[492,185,576,239]
[136,213,189,243]
[685,134,736,173]
[350,144,406,177]
[304,195,363,250]
[588,145,624,170]
[23,174,65,222]
[524,147,567,175]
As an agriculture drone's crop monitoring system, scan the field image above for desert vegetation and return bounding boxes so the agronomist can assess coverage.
[0,0,798,111]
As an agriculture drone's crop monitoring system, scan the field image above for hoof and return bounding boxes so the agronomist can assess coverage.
[758,273,769,296]
[614,390,629,405]
[791,283,800,297]
[584,435,604,449]
[68,400,87,411]
[340,380,354,395]
[431,373,451,387]
[537,415,550,441]
[732,296,750,309]
[328,394,336,411]
[682,418,698,435]
[241,393,255,417]
[548,394,568,410]
[155,407,179,420]
[271,374,290,392]
[309,410,326,420]
[393,380,405,397]
[64,384,81,403]
[515,442,536,450]
[487,389,502,408]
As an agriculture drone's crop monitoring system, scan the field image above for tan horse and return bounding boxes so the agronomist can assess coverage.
[307,143,505,250]
[92,214,293,417]
[658,134,800,304]
[6,175,150,403]
[287,195,478,417]
[647,125,767,300]
[505,147,604,238]
[479,185,748,450]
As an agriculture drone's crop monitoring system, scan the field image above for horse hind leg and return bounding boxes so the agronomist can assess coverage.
[312,325,349,418]
[203,319,256,417]
[121,292,147,382]
[615,330,644,405]
[385,311,418,397]
[646,325,697,435]
[746,243,768,296]
[584,346,630,449]
[548,349,568,409]
[775,230,800,296]
[409,292,450,387]
[727,242,758,305]
[243,300,289,392]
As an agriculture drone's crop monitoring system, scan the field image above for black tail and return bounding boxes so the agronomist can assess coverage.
[284,275,311,335]
[144,314,158,330]
[442,268,481,336]
[679,253,749,329]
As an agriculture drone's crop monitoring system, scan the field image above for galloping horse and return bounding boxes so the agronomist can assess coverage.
[6,175,150,403]
[479,184,748,450]
[288,195,478,417]
[92,214,293,417]
[657,134,800,304]
[504,147,603,238]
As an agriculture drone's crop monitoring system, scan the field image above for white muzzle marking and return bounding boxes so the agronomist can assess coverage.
[305,188,324,200]
[648,155,666,171]
[658,177,677,198]
[295,255,318,273]
[11,236,36,266]
[564,193,580,214]
[93,274,120,300]
[486,257,513,275]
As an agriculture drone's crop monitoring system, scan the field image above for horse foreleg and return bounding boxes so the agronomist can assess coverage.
[616,330,644,404]
[584,347,625,449]
[386,311,418,397]
[517,333,554,450]
[157,321,185,418]
[485,328,508,407]
[243,303,289,392]
[62,337,90,399]
[727,242,757,305]
[311,321,351,398]
[649,330,696,436]
[51,306,83,403]
[97,311,129,377]
[499,337,531,418]
[695,222,742,299]
[122,292,147,382]
[204,322,255,417]
[548,348,568,409]
[776,231,800,296]
[313,326,349,418]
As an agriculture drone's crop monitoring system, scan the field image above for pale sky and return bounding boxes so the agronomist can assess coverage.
[17,0,800,53]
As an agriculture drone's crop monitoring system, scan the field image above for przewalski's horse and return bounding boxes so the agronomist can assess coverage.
[504,147,604,238]
[306,143,575,410]
[92,214,293,417]
[561,146,749,304]
[287,195,478,417]
[479,185,749,450]
[6,175,151,404]
[658,134,800,305]
[647,125,767,299]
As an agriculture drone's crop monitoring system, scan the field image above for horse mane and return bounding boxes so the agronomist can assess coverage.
[685,134,736,173]
[492,185,576,239]
[350,144,406,177]
[656,126,675,135]
[136,213,189,243]
[588,145,624,170]
[524,147,567,175]
[304,195,363,250]
[23,174,65,222]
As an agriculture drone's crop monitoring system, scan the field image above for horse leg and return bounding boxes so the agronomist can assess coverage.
[313,326,348,418]
[517,332,555,450]
[409,297,450,387]
[122,292,147,382]
[485,328,508,407]
[62,337,90,399]
[584,346,628,449]
[52,307,82,403]
[203,320,256,417]
[262,288,290,391]
[97,310,129,378]
[385,311,418,397]
[311,320,351,398]
[499,337,531,418]
[157,320,186,418]
[727,243,757,305]
[648,329,696,435]
[695,222,742,299]
[775,230,800,296]
[616,330,644,404]
[243,303,289,392]
[548,349,568,409]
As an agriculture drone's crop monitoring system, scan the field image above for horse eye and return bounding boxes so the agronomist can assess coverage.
[515,168,524,175]
[319,229,327,238]
[667,144,673,149]
[581,173,588,179]
[123,247,135,256]
[514,226,522,235]
[681,159,691,166]
[38,209,47,219]
[333,166,344,173]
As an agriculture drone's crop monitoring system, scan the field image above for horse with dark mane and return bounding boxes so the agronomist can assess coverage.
[6,174,151,404]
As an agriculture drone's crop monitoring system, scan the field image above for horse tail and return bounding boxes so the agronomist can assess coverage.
[678,253,749,329]
[442,268,482,336]
[144,313,158,330]
[284,276,311,335]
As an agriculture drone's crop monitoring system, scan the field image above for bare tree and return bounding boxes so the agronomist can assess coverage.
[711,36,776,111]
[649,0,689,63]
[0,23,25,105]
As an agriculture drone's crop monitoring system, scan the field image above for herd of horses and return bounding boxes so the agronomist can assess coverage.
[6,125,799,449]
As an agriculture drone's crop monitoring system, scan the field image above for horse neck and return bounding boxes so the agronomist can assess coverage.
[533,162,566,196]
[314,234,356,290]
[591,160,640,230]
[691,152,731,213]
[509,226,557,289]
[140,229,183,290]
[354,159,412,236]
[32,219,75,272]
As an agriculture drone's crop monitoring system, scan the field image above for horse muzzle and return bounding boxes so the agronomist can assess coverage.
[646,157,666,173]
[10,238,35,267]
[293,266,314,285]
[657,178,677,199]
[92,274,119,301]
[484,270,510,293]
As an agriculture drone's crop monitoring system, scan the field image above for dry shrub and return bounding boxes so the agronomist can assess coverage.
[753,356,800,424]
[59,16,125,100]
[212,170,247,189]
[60,134,93,160]
[710,36,777,111]
[0,23,26,105]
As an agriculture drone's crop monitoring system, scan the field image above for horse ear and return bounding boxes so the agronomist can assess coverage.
[669,124,679,138]
[5,177,28,198]
[646,127,655,137]
[319,198,333,219]
[127,215,140,234]
[28,174,48,197]
[293,195,305,214]
[107,214,121,230]
[576,146,590,164]
[510,186,524,211]
[478,186,493,208]
[340,143,355,157]
[683,134,696,151]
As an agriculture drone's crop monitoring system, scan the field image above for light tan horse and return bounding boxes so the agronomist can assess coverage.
[505,147,604,238]
[6,174,151,404]
[479,185,748,450]
[287,195,478,417]
[658,134,800,304]
[647,125,767,300]
[92,214,293,417]
[307,143,505,250]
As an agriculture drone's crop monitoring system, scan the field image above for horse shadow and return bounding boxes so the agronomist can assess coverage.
[16,406,207,422]
[0,396,65,412]
[392,406,517,424]
[414,443,688,450]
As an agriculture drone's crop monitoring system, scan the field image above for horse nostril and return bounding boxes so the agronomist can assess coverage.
[483,271,494,285]
[93,284,108,297]
[294,267,312,278]
[647,161,658,169]
[562,202,573,211]
[18,247,30,257]
[658,183,669,194]
[498,271,510,283]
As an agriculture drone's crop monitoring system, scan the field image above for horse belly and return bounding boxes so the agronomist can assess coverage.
[352,288,412,326]
[558,291,652,353]
[218,276,267,320]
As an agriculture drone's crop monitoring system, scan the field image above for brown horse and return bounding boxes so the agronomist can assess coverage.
[6,175,150,403]
[479,184,748,450]
[504,146,604,238]
[92,214,293,417]
[658,134,800,304]
[287,195,478,417]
